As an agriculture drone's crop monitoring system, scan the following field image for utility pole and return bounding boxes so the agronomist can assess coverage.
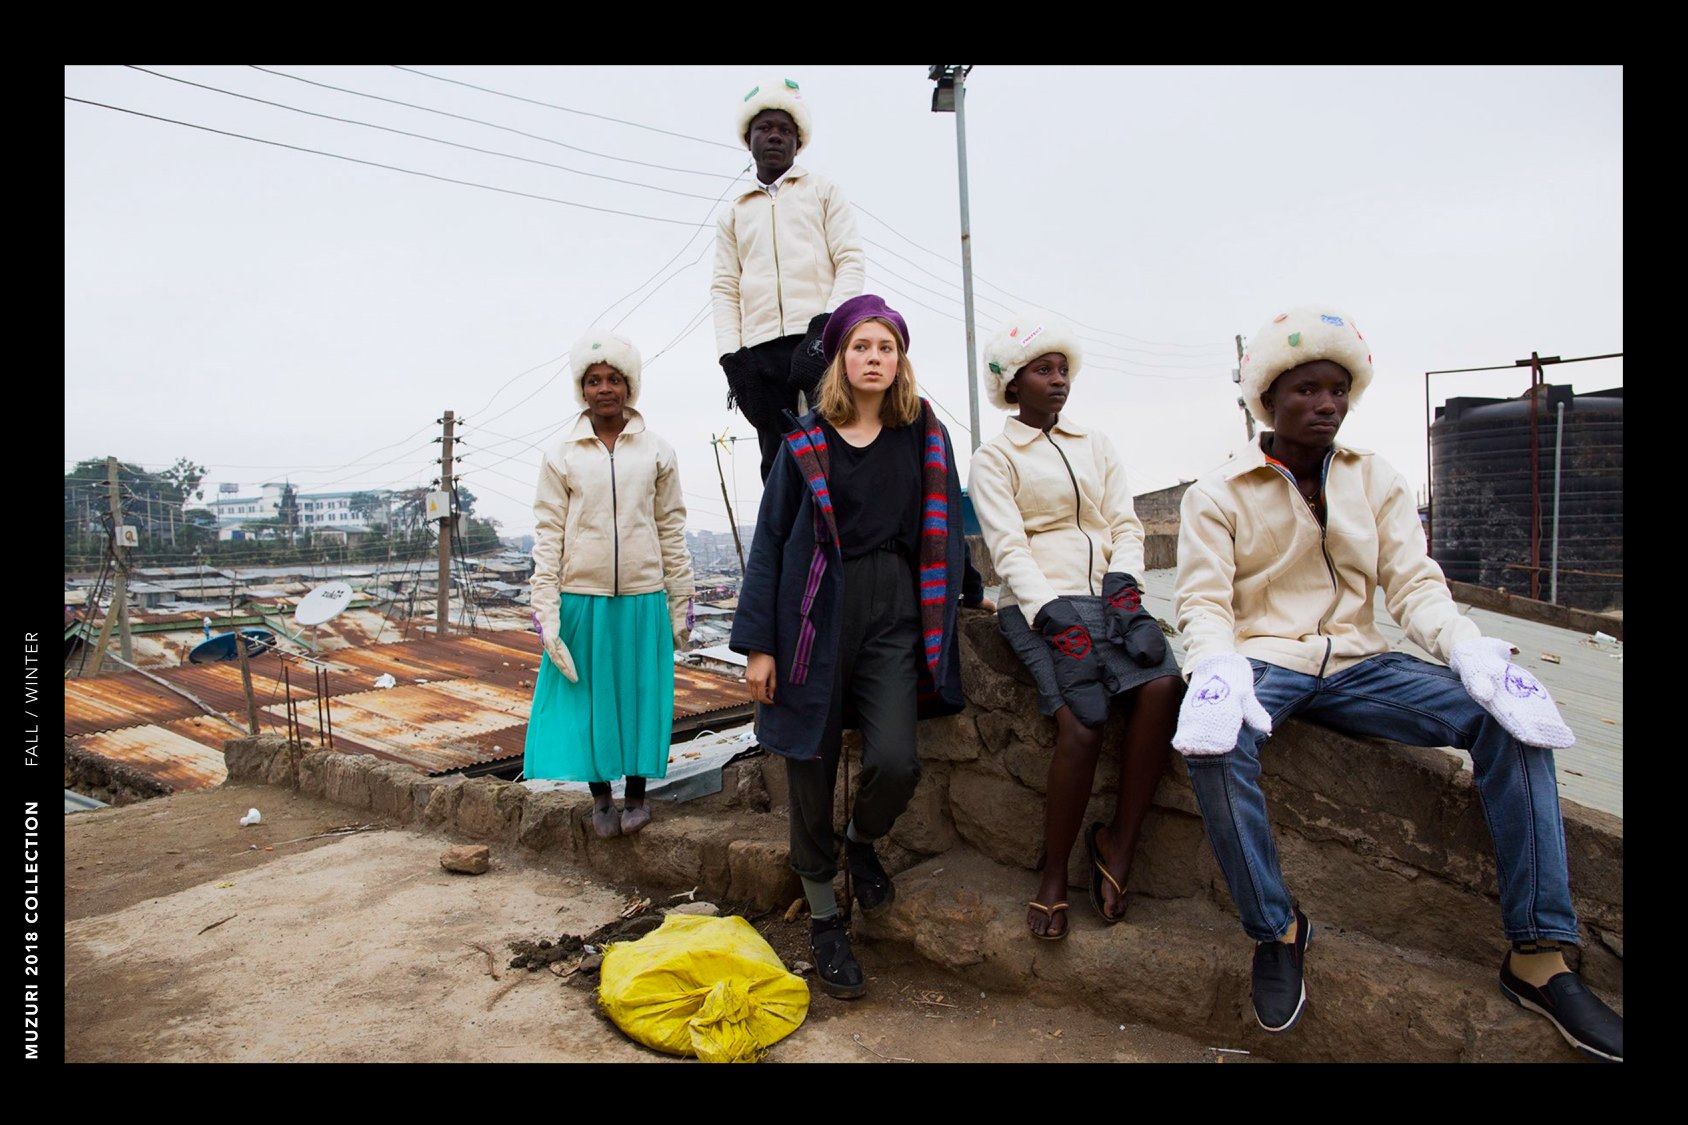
[930,65,981,451]
[711,432,747,572]
[108,456,132,663]
[1234,334,1256,441]
[437,411,455,637]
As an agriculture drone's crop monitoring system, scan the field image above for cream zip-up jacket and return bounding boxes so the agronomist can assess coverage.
[969,415,1147,623]
[710,164,865,356]
[1174,436,1480,680]
[530,410,694,627]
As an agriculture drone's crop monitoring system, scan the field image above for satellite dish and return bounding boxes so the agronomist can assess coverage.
[189,628,276,664]
[296,581,354,626]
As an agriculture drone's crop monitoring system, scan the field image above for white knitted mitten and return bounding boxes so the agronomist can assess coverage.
[1449,637,1574,749]
[532,609,579,684]
[669,594,694,652]
[1173,652,1273,756]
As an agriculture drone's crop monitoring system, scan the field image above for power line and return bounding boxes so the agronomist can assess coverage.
[852,203,1230,352]
[65,96,715,228]
[392,65,743,153]
[126,66,726,202]
[595,164,750,329]
[251,66,739,180]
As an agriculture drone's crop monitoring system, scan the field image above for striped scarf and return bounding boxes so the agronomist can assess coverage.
[783,400,951,687]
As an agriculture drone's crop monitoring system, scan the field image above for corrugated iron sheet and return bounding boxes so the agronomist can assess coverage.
[66,630,754,777]
[68,725,229,791]
[674,665,751,720]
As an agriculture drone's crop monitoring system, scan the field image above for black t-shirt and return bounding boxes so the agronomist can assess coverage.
[819,418,923,559]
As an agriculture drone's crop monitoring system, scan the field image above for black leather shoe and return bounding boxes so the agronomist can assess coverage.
[846,838,896,916]
[1252,906,1311,1033]
[809,914,867,999]
[1499,957,1623,1062]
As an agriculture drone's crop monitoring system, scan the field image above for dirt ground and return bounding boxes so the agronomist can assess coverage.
[65,783,1259,1063]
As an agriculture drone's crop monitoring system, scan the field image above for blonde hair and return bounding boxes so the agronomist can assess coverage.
[815,318,922,428]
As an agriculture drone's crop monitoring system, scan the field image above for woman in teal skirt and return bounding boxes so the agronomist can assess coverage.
[525,328,695,837]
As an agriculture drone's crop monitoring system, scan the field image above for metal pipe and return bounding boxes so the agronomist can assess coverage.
[1550,400,1565,604]
[953,68,981,452]
[1527,354,1542,600]
[1424,372,1433,556]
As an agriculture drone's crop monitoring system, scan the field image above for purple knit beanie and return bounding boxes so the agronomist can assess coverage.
[821,294,910,364]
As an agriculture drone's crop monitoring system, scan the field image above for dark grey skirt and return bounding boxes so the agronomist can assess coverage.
[998,596,1181,717]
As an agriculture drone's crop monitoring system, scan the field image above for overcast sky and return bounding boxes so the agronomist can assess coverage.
[64,65,1622,537]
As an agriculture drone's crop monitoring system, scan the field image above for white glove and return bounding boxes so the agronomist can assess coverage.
[1173,653,1273,756]
[531,609,578,684]
[1449,637,1574,749]
[669,595,694,652]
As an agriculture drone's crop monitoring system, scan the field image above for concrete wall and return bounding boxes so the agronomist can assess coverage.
[870,612,1622,993]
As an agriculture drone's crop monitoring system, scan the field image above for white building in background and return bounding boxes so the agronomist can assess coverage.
[212,483,394,540]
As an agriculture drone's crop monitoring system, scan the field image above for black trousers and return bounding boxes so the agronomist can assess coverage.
[786,550,922,883]
[726,333,803,481]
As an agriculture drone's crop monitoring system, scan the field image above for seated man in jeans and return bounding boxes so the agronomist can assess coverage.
[1171,305,1622,1062]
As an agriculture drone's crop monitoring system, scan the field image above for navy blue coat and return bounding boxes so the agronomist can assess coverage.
[729,408,981,762]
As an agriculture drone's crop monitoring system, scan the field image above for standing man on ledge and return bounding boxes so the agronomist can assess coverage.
[712,77,865,481]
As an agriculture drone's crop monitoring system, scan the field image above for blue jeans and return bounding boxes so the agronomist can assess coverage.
[1185,652,1581,945]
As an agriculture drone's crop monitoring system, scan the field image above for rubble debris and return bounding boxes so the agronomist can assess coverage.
[783,897,806,923]
[373,674,397,689]
[663,901,720,917]
[239,808,262,826]
[440,844,491,875]
[1539,652,1561,664]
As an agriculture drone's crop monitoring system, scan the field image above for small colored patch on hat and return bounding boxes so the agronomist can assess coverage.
[1320,314,1344,327]
[743,86,760,101]
[1008,327,1019,337]
[1273,313,1288,323]
[592,342,602,350]
[1288,332,1302,347]
[784,79,799,89]
[988,361,1002,374]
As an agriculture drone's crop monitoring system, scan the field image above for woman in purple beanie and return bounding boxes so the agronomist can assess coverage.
[729,294,988,1000]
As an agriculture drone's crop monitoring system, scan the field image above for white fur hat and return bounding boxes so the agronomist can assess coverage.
[736,77,812,152]
[568,329,642,409]
[1239,305,1372,427]
[981,311,1083,411]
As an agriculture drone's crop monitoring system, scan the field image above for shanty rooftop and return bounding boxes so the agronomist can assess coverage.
[65,629,752,790]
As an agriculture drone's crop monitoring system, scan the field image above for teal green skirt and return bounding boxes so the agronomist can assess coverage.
[523,590,673,783]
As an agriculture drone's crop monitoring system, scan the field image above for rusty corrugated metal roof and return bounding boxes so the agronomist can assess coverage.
[68,725,229,791]
[673,665,751,720]
[66,630,752,777]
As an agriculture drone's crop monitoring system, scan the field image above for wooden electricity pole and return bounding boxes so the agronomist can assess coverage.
[437,411,455,637]
[711,432,747,572]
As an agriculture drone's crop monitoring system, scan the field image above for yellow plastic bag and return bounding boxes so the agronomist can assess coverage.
[597,912,810,1062]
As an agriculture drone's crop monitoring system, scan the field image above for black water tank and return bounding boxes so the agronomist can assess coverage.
[1429,385,1622,612]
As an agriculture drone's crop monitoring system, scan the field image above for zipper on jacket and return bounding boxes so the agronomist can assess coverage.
[598,438,621,596]
[1304,451,1338,679]
[1043,431,1095,595]
[769,198,787,336]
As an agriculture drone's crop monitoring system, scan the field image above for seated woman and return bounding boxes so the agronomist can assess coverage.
[969,311,1183,941]
[1173,305,1621,1061]
[524,329,694,839]
[730,294,985,999]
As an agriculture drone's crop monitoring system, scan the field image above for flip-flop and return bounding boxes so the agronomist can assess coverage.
[1085,822,1128,925]
[1027,900,1071,941]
